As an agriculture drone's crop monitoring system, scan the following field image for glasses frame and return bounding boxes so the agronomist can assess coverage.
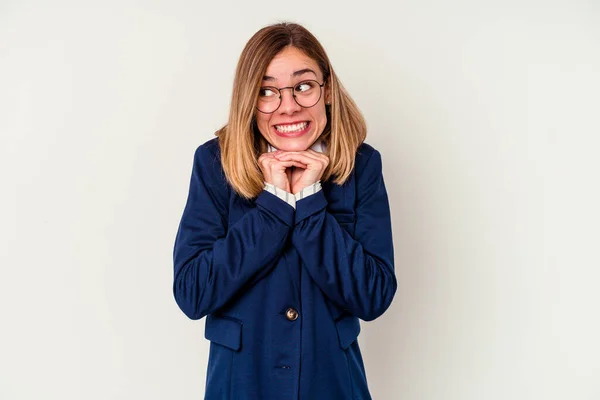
[256,79,326,114]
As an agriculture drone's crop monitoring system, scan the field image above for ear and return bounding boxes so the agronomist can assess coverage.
[324,81,331,105]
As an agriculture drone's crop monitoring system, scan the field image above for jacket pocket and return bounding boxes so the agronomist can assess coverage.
[205,314,243,351]
[335,314,361,350]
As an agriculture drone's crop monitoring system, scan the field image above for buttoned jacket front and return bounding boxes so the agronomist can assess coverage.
[173,138,396,400]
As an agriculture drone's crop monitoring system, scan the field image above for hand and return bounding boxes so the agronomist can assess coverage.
[258,151,306,193]
[274,150,329,194]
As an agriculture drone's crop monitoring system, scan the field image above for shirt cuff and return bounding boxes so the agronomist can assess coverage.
[263,181,322,210]
[295,189,328,224]
[255,190,295,226]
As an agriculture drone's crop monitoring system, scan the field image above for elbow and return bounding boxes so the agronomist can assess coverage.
[173,287,203,320]
[173,273,208,321]
[358,271,397,322]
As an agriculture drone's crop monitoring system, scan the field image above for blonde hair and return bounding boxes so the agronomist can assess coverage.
[216,22,367,199]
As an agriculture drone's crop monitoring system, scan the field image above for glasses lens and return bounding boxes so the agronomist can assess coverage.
[294,80,322,108]
[257,87,280,113]
[256,81,323,113]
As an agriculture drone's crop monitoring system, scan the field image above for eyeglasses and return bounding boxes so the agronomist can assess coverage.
[256,79,325,114]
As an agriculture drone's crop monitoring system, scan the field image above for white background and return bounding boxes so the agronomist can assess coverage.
[1,1,599,399]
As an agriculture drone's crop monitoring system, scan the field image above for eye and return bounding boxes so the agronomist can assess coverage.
[295,81,316,93]
[259,87,278,97]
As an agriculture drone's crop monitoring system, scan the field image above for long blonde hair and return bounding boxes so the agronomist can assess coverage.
[216,22,367,199]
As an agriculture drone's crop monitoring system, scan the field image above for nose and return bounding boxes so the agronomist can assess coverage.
[278,88,301,114]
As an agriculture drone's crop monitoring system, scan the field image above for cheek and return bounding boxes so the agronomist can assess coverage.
[255,112,268,125]
[314,106,328,126]
[255,114,271,136]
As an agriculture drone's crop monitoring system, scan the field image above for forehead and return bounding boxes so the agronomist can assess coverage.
[264,47,321,82]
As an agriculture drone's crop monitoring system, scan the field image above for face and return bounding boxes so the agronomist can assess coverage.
[255,46,329,152]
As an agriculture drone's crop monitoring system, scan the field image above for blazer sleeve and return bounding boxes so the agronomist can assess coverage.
[291,147,397,321]
[173,143,295,320]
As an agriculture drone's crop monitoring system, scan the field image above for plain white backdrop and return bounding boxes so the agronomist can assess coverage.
[1,1,599,399]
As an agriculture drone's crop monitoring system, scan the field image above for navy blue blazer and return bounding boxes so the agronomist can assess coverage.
[173,137,396,399]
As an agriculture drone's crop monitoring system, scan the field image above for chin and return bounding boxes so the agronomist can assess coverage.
[268,137,310,152]
[278,142,310,152]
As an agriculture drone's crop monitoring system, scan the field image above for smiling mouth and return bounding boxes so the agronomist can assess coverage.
[274,121,309,133]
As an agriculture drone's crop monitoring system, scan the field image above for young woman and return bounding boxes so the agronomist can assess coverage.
[173,22,397,399]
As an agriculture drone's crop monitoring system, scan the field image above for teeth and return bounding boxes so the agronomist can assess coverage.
[275,122,308,133]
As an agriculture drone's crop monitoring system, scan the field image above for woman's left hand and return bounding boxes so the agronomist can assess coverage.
[274,150,329,194]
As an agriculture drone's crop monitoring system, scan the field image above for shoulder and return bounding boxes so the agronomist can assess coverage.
[191,137,229,191]
[194,137,221,165]
[192,137,223,175]
[354,142,382,174]
[353,143,388,203]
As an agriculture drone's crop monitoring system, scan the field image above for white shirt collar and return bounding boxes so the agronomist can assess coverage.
[267,139,325,153]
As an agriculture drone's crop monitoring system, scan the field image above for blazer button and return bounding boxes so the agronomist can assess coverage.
[285,308,299,321]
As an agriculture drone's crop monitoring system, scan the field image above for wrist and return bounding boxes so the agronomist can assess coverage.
[292,180,321,195]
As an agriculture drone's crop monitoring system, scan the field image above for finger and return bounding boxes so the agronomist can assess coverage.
[275,152,318,163]
[273,160,306,170]
[258,157,275,170]
[275,152,325,169]
[280,150,326,161]
[304,149,330,163]
[259,154,280,167]
[258,153,277,162]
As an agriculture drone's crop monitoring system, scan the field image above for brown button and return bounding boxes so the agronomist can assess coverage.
[285,308,299,321]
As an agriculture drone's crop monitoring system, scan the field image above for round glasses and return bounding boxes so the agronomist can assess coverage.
[256,79,325,114]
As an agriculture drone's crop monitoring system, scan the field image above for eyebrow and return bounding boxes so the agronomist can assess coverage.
[262,68,318,81]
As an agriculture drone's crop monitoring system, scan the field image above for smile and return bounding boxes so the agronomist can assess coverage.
[274,121,309,133]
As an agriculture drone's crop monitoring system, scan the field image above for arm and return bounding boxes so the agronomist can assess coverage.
[291,148,397,321]
[173,143,294,320]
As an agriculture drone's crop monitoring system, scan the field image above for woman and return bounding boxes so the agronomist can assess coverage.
[173,22,396,399]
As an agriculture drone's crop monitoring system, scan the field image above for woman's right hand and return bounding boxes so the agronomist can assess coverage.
[258,151,306,193]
